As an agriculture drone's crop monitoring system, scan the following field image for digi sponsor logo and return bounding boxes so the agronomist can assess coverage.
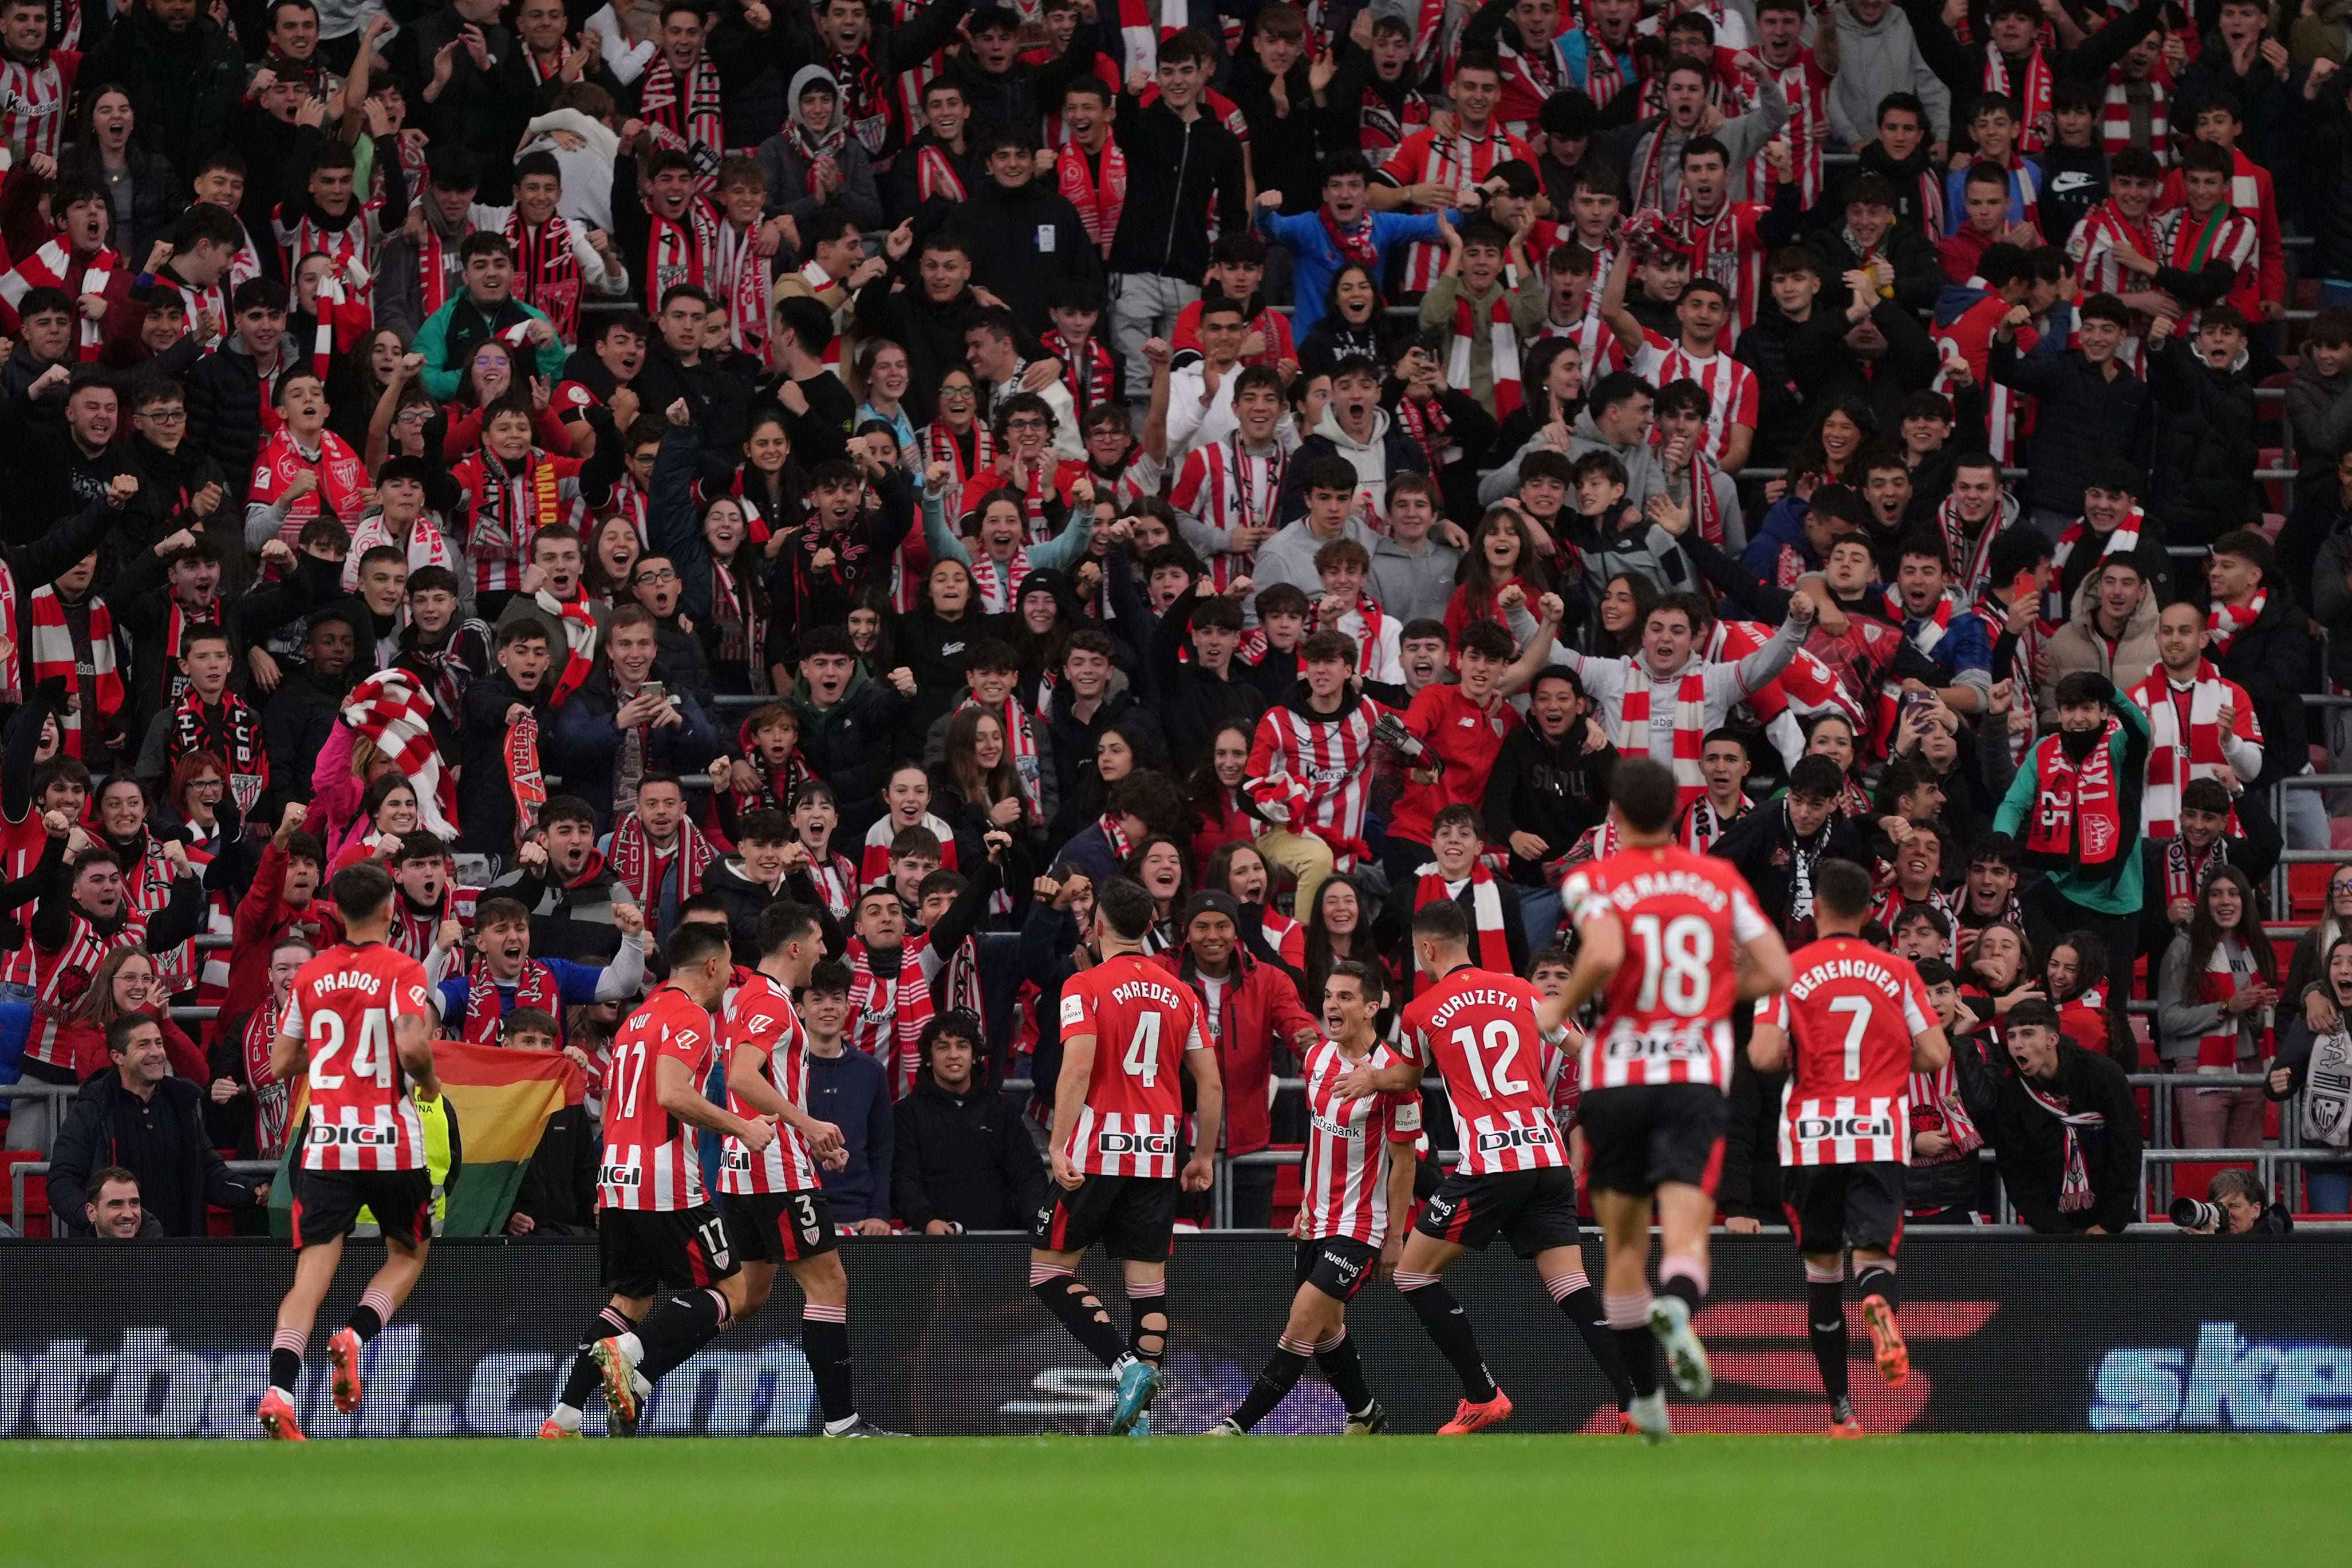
[2091,1324,2352,1432]
[310,1124,400,1147]
[1474,1124,1556,1154]
[598,1164,643,1186]
[1096,1132,1176,1155]
[1793,1114,1896,1142]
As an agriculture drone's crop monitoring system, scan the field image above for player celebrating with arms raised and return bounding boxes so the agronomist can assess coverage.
[1335,900,1633,1436]
[1029,875,1224,1439]
[542,922,779,1437]
[1748,858,1948,1437]
[256,863,443,1440]
[1212,960,1419,1436]
[1546,759,1794,1443]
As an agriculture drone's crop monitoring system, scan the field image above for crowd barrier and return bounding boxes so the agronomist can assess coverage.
[0,1233,2343,1437]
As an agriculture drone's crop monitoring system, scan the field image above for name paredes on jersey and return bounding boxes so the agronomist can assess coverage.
[1108,979,1186,1010]
[1790,957,1905,1002]
[1589,869,1733,916]
[1423,987,1525,1032]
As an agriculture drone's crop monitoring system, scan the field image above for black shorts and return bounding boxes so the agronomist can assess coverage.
[1782,1162,1906,1256]
[1579,1084,1730,1197]
[1412,1165,1584,1258]
[1293,1237,1380,1302]
[1030,1174,1178,1262]
[290,1166,433,1250]
[598,1204,741,1297]
[727,1188,839,1265]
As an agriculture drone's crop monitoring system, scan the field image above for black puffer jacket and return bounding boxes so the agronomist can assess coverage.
[2298,69,2352,287]
[2213,586,2317,793]
[88,6,243,185]
[1988,340,2156,520]
[2148,334,2275,550]
[890,1068,1049,1231]
[184,335,298,504]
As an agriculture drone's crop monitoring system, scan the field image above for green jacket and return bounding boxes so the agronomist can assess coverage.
[1994,700,2150,918]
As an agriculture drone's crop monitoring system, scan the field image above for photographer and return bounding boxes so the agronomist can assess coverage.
[2173,1168,2295,1236]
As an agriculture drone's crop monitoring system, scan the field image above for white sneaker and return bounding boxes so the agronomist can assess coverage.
[1205,1417,1245,1436]
[1647,1295,1713,1401]
[1627,1389,1672,1445]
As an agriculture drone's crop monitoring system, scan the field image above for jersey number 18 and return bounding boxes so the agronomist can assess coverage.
[1631,913,1715,1016]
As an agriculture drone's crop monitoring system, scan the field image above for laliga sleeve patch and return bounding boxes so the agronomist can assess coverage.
[1059,992,1088,1029]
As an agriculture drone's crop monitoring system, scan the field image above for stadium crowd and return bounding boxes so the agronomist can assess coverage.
[0,0,2349,1242]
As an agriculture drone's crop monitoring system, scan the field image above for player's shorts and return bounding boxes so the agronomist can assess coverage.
[1293,1237,1380,1302]
[1412,1166,1584,1257]
[1782,1162,1906,1256]
[598,1204,741,1297]
[1579,1083,1730,1197]
[727,1188,839,1265]
[1030,1174,1178,1262]
[290,1166,432,1250]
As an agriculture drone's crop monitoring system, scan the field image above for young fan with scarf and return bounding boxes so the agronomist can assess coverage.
[141,623,268,816]
[843,845,997,1100]
[2157,866,2278,1150]
[1989,998,2140,1234]
[628,0,808,193]
[2270,936,2352,1214]
[433,894,647,1046]
[1387,804,1526,998]
[204,935,313,1158]
[609,773,718,937]
[1904,958,2000,1223]
[1256,151,1457,339]
[2,183,123,362]
[1417,216,1545,420]
[456,400,595,612]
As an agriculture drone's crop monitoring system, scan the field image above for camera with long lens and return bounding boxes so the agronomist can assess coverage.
[2170,1196,2223,1230]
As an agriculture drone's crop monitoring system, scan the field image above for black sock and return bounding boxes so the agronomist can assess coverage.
[1854,1264,1899,1310]
[1314,1330,1375,1416]
[1400,1281,1499,1403]
[1128,1288,1167,1367]
[1031,1274,1130,1369]
[269,1347,301,1395]
[633,1290,727,1382]
[1808,1280,1850,1411]
[559,1307,636,1410]
[1612,1326,1660,1398]
[1558,1286,1636,1410]
[1230,1344,1310,1431]
[803,1315,855,1424]
[1660,1272,1704,1315]
[345,1305,383,1344]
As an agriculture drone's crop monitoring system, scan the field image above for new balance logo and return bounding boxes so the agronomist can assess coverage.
[1474,1124,1557,1153]
[1096,1132,1175,1155]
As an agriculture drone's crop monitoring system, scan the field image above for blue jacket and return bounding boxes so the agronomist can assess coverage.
[1739,493,1817,582]
[1259,207,1454,338]
[808,1045,893,1222]
[1944,160,2043,232]
[1885,591,1992,680]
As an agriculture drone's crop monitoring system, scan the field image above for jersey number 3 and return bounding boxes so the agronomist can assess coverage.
[308,1008,393,1091]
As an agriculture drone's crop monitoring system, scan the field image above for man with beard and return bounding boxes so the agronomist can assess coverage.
[485,796,642,962]
[1711,754,1879,942]
[434,890,646,1045]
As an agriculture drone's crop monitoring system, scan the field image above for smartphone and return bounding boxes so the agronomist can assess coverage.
[2009,568,2039,605]
[641,682,666,705]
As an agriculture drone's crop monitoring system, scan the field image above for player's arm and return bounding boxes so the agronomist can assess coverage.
[724,1040,843,1156]
[269,1024,307,1083]
[1734,925,1795,1002]
[1048,1030,1096,1190]
[1333,1047,1418,1099]
[1910,1023,1951,1075]
[394,1012,440,1101]
[654,1052,773,1150]
[1182,1039,1223,1195]
[1747,1009,1790,1072]
[1379,1131,1419,1272]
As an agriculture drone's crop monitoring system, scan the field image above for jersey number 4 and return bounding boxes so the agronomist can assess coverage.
[307,1008,393,1091]
[1122,1013,1162,1087]
[1631,913,1715,1017]
[1451,1020,1528,1098]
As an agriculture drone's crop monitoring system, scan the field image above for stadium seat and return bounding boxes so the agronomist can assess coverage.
[2,1150,48,1238]
[2171,1161,2254,1203]
[1268,1144,1305,1232]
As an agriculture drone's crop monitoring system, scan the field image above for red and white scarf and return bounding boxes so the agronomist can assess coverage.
[507,214,586,343]
[28,585,119,758]
[1059,139,1127,258]
[2051,508,2141,577]
[507,709,548,849]
[1320,207,1378,267]
[1935,492,2003,593]
[714,220,772,364]
[914,141,968,204]
[1392,391,1454,470]
[1909,1054,1984,1162]
[1414,862,1510,974]
[342,669,459,838]
[1097,811,1134,862]
[645,200,720,305]
[1312,593,1386,679]
[1904,594,1960,659]
[1613,663,1709,807]
[610,812,719,908]
[2019,1076,2101,1211]
[637,51,726,189]
[960,693,1044,825]
[846,935,933,1097]
[0,238,118,358]
[2134,663,2240,838]
[2208,591,2264,656]
[1988,43,2054,151]
[241,992,294,1158]
[2195,940,2256,1068]
[2102,68,2168,164]
[1676,452,1723,547]
[281,206,376,314]
[1043,327,1115,421]
[464,952,558,1043]
[708,553,767,691]
[171,690,266,814]
[536,590,600,705]
[1677,793,1745,853]
[2161,834,2224,906]
[1449,290,1522,417]
[2025,722,2125,867]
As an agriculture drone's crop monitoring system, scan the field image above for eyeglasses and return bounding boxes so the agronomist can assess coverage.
[136,408,187,422]
[635,568,678,584]
[1005,417,1048,432]
[938,385,976,400]
[473,355,505,369]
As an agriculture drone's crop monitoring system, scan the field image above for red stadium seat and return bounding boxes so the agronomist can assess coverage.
[1268,1143,1305,1232]
[2172,1160,2254,1203]
[2,1150,48,1238]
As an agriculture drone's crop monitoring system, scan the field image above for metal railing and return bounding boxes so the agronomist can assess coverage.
[9,1159,275,1237]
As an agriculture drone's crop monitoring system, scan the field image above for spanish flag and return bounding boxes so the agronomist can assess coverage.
[436,1042,584,1237]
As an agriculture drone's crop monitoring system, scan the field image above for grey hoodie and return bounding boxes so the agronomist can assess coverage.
[754,66,886,230]
[1630,73,1789,208]
[1829,0,1952,145]
[1564,405,1668,513]
[1312,402,1400,515]
[2285,352,2352,501]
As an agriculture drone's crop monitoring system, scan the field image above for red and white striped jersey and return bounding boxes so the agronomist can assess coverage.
[1565,843,1770,1092]
[1244,693,1391,868]
[1631,330,1758,461]
[0,49,77,163]
[1380,124,1539,293]
[17,907,151,1068]
[2150,203,2260,330]
[1169,438,1284,593]
[1398,964,1567,1175]
[598,985,717,1210]
[283,942,433,1173]
[1055,952,1209,1179]
[1758,936,1932,1166]
[1750,52,1830,209]
[1529,301,1625,378]
[1678,200,1774,342]
[719,973,822,1195]
[1294,1036,1420,1243]
[2066,200,2157,366]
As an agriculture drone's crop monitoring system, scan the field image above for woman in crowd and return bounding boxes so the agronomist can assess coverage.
[1446,506,1550,643]
[1189,722,1259,872]
[1296,263,1394,375]
[1205,838,1304,973]
[932,706,1034,870]
[1964,920,2040,1031]
[2270,935,2352,1215]
[2045,930,2113,1064]
[1123,835,1189,955]
[2159,866,2279,1151]
[60,947,204,1083]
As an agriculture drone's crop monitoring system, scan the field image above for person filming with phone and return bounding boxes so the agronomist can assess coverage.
[550,603,721,836]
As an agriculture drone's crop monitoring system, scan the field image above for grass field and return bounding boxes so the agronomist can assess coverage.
[3,1435,2341,1566]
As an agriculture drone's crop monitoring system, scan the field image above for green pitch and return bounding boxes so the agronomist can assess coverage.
[3,1435,2338,1567]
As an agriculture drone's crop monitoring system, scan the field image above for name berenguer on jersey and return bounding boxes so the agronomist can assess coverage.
[1788,957,1908,1002]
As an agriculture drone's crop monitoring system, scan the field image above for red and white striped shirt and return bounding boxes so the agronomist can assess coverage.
[598,985,716,1210]
[719,973,823,1194]
[1294,1036,1420,1242]
[1565,843,1770,1091]
[1758,937,1932,1166]
[0,48,76,162]
[2067,199,2158,365]
[1169,439,1284,593]
[1381,124,1538,293]
[1677,200,1775,342]
[18,908,151,1069]
[1053,953,1208,1180]
[2130,663,2262,839]
[1631,329,1758,461]
[1398,965,1568,1175]
[1244,693,1390,867]
[283,942,433,1173]
[1751,52,1831,209]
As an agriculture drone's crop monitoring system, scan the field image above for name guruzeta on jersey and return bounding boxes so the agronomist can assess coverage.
[1426,989,1525,1032]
